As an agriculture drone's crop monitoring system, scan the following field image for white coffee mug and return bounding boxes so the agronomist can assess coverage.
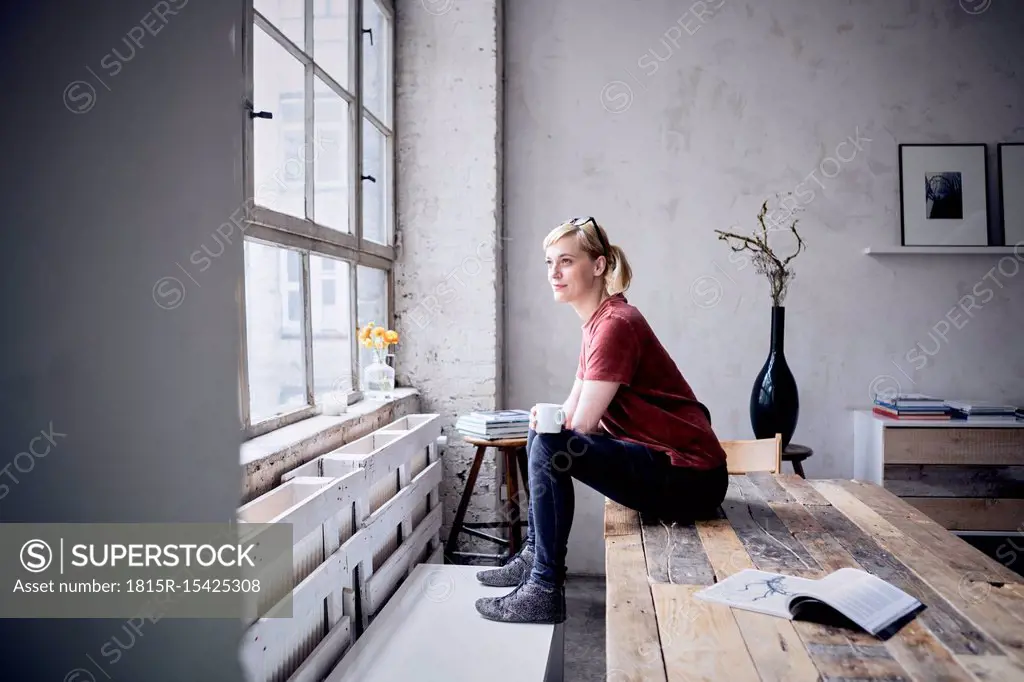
[534,403,565,434]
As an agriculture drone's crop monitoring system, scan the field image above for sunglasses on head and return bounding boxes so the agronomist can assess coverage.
[568,216,609,256]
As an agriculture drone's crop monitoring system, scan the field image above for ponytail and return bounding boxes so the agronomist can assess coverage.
[604,243,632,295]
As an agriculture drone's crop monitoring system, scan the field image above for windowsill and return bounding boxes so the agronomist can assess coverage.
[240,387,421,503]
[240,387,420,467]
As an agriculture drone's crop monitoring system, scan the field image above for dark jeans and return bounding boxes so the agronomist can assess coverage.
[523,428,728,588]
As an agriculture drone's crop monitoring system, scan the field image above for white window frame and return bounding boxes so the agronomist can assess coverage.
[241,0,396,439]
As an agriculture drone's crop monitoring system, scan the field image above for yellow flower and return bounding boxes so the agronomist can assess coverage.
[383,330,399,344]
[361,337,373,348]
[372,326,387,339]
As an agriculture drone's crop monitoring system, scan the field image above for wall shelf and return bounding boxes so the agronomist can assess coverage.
[863,246,1020,255]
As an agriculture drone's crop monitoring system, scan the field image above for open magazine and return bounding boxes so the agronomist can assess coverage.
[694,567,925,638]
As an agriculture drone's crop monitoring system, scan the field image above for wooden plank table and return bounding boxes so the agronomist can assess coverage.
[604,474,1024,682]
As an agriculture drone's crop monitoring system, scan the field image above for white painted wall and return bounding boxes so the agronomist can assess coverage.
[504,0,1024,574]
[0,0,248,676]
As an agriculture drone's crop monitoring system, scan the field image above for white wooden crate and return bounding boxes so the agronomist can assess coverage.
[237,476,341,617]
[238,413,444,682]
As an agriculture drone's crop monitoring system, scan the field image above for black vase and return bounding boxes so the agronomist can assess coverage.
[750,306,799,448]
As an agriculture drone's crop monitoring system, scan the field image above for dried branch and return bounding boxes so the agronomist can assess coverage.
[714,193,807,307]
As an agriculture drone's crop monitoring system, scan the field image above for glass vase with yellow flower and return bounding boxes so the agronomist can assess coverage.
[357,322,399,394]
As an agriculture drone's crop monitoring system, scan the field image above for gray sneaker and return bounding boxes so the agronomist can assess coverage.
[476,544,535,587]
[475,578,567,624]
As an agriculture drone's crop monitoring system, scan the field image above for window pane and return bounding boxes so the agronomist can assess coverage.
[322,279,336,305]
[356,266,388,381]
[287,291,301,321]
[362,118,388,244]
[313,77,351,232]
[254,26,306,219]
[311,255,352,406]
[286,249,301,281]
[279,94,304,122]
[255,0,304,49]
[362,0,390,124]
[278,130,305,189]
[314,0,350,88]
[244,240,309,423]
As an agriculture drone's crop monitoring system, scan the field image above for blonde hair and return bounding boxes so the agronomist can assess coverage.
[543,218,633,295]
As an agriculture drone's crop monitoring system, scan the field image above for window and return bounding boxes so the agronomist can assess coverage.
[279,250,349,337]
[356,265,388,371]
[244,241,308,424]
[242,0,395,437]
[361,0,392,245]
[362,0,390,124]
[311,255,353,406]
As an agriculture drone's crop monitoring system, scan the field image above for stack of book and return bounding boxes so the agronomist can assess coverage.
[945,400,1021,422]
[455,409,531,440]
[872,393,950,420]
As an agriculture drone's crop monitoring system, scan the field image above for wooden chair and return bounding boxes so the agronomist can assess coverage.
[721,434,782,474]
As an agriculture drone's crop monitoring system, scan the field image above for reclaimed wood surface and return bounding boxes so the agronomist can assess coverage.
[604,475,1024,682]
[640,512,717,585]
[605,517,667,682]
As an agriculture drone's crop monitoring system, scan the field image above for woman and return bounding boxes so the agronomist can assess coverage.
[474,216,729,625]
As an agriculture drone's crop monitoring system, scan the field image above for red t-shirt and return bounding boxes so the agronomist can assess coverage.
[576,294,727,470]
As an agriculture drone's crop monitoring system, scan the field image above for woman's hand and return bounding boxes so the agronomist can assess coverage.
[529,405,538,431]
[562,404,575,431]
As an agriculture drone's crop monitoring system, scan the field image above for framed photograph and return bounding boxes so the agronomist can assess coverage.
[899,144,989,246]
[998,143,1024,246]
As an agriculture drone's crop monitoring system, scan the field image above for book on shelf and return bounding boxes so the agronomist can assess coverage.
[944,400,1020,420]
[872,405,950,420]
[873,393,950,419]
[694,567,925,639]
[873,392,945,406]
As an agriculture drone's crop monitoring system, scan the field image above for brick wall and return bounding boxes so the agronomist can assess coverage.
[393,0,506,557]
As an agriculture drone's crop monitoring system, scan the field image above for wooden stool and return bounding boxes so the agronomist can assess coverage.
[445,436,529,565]
[782,443,813,478]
